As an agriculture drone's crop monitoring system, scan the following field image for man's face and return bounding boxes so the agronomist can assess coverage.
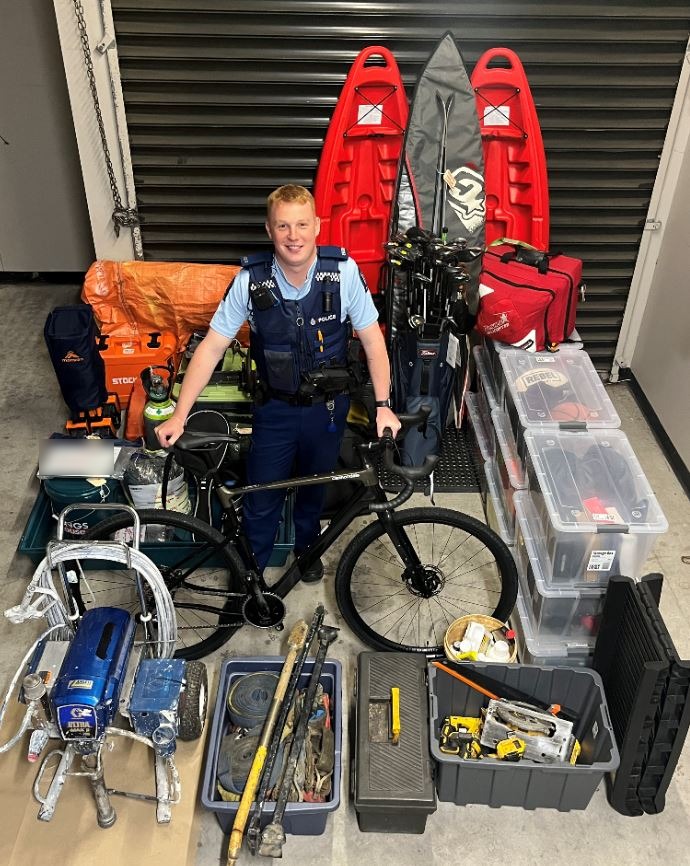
[266,200,320,273]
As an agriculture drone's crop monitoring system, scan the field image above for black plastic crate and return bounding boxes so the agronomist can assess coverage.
[592,575,669,817]
[635,574,690,814]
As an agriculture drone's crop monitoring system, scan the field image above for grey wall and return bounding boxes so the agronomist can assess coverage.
[631,143,690,469]
[0,2,93,271]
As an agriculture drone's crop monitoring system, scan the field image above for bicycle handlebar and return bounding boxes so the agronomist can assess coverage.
[176,404,439,477]
[368,405,439,513]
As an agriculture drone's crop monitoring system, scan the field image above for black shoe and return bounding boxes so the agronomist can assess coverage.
[295,554,324,584]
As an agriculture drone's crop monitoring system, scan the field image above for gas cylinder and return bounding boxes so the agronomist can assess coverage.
[141,365,175,451]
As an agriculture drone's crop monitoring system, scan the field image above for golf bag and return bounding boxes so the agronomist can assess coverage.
[393,330,457,467]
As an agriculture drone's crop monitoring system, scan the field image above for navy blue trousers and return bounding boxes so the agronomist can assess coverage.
[243,395,349,571]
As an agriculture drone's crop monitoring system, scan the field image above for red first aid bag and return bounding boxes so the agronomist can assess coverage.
[476,243,583,351]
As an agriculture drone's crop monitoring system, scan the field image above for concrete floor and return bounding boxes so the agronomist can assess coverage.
[1,281,690,866]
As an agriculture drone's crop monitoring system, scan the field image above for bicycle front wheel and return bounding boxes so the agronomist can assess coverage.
[84,508,246,660]
[335,507,518,654]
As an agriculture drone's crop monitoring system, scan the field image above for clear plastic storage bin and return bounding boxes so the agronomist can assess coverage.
[523,429,668,584]
[492,407,527,527]
[484,330,583,403]
[514,492,605,639]
[484,459,514,547]
[500,351,620,460]
[465,392,495,463]
[511,587,595,667]
[473,345,499,428]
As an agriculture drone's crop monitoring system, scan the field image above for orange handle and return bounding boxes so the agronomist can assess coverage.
[431,661,500,701]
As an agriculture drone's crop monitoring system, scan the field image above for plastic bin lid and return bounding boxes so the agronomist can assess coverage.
[523,429,668,534]
[484,459,512,545]
[473,346,499,409]
[512,586,596,658]
[465,392,495,461]
[488,329,583,355]
[491,407,527,488]
[514,491,608,600]
[499,351,620,429]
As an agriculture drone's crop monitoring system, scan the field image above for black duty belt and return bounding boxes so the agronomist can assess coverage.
[264,389,347,407]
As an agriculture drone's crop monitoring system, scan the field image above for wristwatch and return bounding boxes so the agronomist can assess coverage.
[375,399,392,409]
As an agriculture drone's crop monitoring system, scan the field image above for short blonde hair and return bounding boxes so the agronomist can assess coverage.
[266,184,315,219]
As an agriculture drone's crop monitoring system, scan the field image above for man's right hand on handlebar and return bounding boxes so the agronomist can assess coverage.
[376,405,402,438]
[155,414,186,448]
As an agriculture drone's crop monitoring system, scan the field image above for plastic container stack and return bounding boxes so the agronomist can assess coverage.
[469,336,668,667]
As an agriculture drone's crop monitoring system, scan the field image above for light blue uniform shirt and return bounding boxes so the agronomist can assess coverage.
[210,254,378,339]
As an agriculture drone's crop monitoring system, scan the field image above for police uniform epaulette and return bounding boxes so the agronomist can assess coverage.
[317,245,348,260]
[241,251,274,268]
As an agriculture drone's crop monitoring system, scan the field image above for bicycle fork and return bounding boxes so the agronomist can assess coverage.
[376,510,428,590]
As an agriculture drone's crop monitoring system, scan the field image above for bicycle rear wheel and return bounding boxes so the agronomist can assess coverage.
[84,508,246,660]
[335,507,518,654]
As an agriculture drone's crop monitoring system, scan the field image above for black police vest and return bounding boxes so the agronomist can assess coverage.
[242,246,350,395]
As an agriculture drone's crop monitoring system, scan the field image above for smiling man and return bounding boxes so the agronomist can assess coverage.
[156,184,400,582]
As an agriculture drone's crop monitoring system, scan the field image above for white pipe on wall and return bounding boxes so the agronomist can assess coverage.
[611,39,690,382]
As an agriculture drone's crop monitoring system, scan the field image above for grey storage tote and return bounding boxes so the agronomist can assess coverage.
[428,661,619,810]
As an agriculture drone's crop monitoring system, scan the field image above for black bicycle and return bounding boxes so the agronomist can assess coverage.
[83,408,517,660]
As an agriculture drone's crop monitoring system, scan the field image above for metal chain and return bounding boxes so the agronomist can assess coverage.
[72,0,139,236]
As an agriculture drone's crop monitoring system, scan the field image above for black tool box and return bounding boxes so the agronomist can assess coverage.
[353,653,436,834]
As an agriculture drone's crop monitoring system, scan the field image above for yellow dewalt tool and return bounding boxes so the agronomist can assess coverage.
[496,736,526,762]
[439,715,482,755]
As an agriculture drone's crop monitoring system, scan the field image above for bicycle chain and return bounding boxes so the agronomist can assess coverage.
[72,0,139,236]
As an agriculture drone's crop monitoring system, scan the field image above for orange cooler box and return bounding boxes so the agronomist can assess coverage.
[98,332,178,407]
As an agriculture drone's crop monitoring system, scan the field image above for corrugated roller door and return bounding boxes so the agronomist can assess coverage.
[110,0,690,371]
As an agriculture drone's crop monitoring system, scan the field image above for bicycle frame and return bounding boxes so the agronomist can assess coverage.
[211,456,422,602]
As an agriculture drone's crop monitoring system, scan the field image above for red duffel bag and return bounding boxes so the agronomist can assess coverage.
[475,242,583,351]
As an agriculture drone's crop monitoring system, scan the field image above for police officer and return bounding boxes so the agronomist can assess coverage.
[156,184,401,582]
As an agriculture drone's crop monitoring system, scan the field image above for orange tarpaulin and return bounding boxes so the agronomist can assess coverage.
[82,260,245,351]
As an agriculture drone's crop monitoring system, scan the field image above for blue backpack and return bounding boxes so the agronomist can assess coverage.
[44,304,107,414]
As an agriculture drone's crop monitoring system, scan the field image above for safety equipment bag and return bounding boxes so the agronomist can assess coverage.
[476,243,582,352]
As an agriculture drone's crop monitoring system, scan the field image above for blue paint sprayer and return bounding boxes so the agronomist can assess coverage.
[0,504,207,827]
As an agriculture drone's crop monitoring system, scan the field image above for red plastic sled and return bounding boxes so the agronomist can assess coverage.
[471,47,550,250]
[314,46,408,293]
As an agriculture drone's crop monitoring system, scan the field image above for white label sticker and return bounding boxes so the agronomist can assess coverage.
[68,679,94,690]
[534,356,556,363]
[357,104,382,125]
[587,550,616,572]
[591,513,615,523]
[446,333,460,368]
[483,105,510,126]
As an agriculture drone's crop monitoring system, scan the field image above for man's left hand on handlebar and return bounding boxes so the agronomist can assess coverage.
[376,406,402,438]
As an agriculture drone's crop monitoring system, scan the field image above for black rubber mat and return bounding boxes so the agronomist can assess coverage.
[378,427,480,493]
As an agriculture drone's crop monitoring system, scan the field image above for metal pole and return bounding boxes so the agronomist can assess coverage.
[258,625,339,859]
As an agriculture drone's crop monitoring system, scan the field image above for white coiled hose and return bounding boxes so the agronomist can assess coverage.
[4,542,178,658]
